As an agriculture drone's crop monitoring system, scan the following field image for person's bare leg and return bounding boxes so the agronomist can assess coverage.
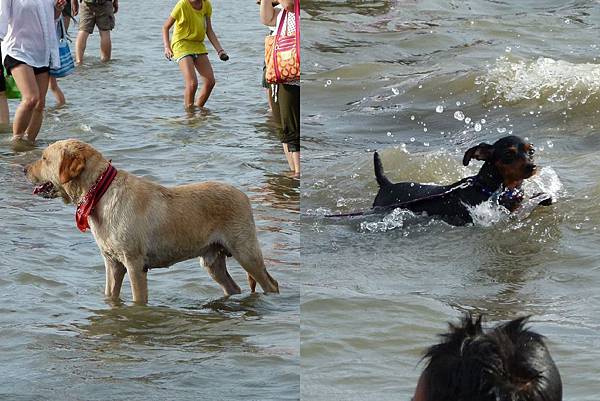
[10,65,39,141]
[282,143,294,171]
[49,76,66,107]
[193,54,215,108]
[99,30,112,62]
[75,30,90,65]
[178,56,198,111]
[0,92,9,130]
[25,72,49,142]
[291,151,300,177]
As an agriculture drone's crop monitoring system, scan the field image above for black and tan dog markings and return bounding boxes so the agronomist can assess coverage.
[370,135,552,225]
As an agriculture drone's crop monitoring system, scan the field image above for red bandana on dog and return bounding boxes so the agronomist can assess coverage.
[76,164,117,232]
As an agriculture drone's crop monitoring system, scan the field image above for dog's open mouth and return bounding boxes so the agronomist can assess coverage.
[33,182,58,198]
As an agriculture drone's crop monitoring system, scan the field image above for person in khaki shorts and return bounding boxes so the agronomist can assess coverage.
[71,0,118,65]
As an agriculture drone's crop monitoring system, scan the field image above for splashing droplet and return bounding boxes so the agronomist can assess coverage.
[454,111,465,121]
[474,123,482,132]
[436,105,444,113]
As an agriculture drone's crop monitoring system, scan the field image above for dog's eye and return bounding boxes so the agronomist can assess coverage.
[501,151,516,162]
[528,148,535,156]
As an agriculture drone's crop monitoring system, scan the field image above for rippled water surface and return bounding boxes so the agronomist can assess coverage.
[302,1,600,399]
[0,1,299,400]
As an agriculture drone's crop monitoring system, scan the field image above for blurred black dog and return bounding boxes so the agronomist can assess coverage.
[373,136,552,225]
[413,314,563,401]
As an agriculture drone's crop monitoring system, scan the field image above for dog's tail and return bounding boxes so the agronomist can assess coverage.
[374,151,392,187]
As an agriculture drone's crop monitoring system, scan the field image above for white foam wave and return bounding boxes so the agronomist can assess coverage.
[478,57,600,105]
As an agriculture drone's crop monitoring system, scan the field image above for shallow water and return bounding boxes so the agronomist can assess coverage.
[0,1,299,400]
[302,1,600,399]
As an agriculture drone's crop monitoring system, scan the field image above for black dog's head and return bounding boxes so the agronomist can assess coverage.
[413,314,562,401]
[463,136,537,188]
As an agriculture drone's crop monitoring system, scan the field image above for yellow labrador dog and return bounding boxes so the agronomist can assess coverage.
[25,139,279,303]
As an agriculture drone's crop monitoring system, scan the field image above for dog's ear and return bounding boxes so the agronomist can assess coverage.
[59,150,85,184]
[463,143,494,166]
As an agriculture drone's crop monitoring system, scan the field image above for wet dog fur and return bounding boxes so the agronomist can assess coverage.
[372,136,552,225]
[25,139,279,303]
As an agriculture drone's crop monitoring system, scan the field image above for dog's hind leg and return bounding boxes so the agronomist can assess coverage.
[200,245,241,296]
[103,254,126,300]
[247,274,257,293]
[231,240,279,294]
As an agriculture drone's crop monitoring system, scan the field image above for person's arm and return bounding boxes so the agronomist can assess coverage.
[112,0,118,14]
[54,0,66,19]
[260,0,278,26]
[162,16,175,59]
[205,16,226,59]
[71,0,79,16]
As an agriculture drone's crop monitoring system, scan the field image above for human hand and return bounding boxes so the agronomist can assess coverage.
[55,0,66,10]
[71,0,79,16]
[164,47,173,60]
[218,49,229,61]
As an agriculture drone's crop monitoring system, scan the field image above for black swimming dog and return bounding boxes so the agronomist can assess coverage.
[372,136,552,225]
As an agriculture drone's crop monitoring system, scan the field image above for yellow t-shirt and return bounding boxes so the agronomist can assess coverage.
[170,0,213,59]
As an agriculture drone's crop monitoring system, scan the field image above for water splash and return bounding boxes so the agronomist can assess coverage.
[359,208,412,232]
[468,166,563,227]
[479,56,600,106]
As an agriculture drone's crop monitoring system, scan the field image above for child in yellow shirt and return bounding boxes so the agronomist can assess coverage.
[162,0,228,110]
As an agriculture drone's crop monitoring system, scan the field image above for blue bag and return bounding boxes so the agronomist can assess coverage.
[50,18,75,78]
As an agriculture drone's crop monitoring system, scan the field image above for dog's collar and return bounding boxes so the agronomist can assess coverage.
[471,177,524,205]
[76,163,117,232]
[470,177,497,196]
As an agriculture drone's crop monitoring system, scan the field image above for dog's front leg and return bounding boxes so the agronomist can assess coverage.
[123,257,148,304]
[103,255,126,300]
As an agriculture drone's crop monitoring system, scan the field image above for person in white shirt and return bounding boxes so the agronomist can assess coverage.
[0,0,66,143]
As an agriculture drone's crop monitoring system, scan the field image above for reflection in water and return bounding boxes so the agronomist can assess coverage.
[75,304,251,350]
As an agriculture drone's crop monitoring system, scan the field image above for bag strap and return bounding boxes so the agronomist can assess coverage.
[295,1,300,65]
[58,16,66,40]
[275,9,287,39]
[273,9,287,82]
